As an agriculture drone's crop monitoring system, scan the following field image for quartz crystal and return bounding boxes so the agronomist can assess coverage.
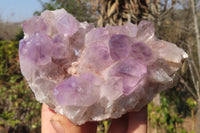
[19,9,188,125]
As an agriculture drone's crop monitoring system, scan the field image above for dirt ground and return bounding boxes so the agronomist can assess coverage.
[182,117,196,132]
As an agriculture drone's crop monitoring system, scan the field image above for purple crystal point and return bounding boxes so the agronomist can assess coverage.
[101,77,123,101]
[137,20,155,41]
[51,34,72,59]
[53,73,100,106]
[19,32,53,66]
[53,9,79,36]
[81,42,113,71]
[111,58,147,95]
[109,34,132,60]
[85,28,110,47]
[19,9,188,125]
[23,16,47,36]
[130,42,155,64]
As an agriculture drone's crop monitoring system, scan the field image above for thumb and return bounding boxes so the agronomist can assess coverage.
[50,114,82,133]
[50,114,98,133]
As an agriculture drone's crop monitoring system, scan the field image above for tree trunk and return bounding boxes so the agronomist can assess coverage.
[196,99,200,133]
[191,0,200,68]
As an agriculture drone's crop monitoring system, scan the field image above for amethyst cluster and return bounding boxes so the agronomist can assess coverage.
[19,9,188,125]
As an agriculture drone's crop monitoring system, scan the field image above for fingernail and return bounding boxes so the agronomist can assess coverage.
[50,120,65,133]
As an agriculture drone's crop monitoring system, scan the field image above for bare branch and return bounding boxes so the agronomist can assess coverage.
[187,42,200,82]
[179,76,198,100]
[190,60,200,81]
[188,60,199,97]
[159,6,173,19]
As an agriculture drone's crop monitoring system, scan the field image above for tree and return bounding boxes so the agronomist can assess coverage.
[180,0,200,132]
[35,0,96,22]
[91,0,149,26]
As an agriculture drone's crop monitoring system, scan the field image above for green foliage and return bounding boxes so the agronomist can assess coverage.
[97,120,111,133]
[0,41,41,130]
[165,87,191,118]
[186,98,197,109]
[15,29,24,41]
[148,95,187,133]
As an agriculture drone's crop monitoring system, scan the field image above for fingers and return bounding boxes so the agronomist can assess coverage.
[79,122,98,133]
[127,106,147,133]
[41,104,97,133]
[41,104,57,133]
[108,114,128,133]
[50,114,81,133]
[108,106,147,133]
[42,103,147,133]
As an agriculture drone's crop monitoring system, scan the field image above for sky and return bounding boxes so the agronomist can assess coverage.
[0,0,49,22]
[0,0,199,23]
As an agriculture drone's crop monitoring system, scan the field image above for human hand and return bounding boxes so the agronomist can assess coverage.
[41,104,147,133]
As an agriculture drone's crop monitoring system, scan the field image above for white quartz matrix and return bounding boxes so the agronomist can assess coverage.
[19,9,188,125]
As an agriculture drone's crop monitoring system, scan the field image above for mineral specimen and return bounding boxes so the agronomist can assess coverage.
[19,9,188,125]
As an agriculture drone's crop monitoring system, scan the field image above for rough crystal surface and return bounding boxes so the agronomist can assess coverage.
[19,9,188,125]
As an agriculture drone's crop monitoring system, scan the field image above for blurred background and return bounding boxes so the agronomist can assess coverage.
[0,0,199,132]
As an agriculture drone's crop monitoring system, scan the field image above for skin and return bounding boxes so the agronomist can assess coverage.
[42,104,147,133]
